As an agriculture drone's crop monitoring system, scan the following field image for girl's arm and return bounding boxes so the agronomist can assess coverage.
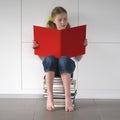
[38,56,45,61]
[74,55,83,62]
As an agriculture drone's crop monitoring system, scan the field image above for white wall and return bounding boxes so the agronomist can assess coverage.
[0,0,120,98]
[0,0,21,94]
[77,0,120,98]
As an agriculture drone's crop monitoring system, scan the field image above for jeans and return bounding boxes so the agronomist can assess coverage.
[42,55,76,77]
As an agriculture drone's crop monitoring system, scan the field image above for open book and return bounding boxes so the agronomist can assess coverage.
[33,25,86,58]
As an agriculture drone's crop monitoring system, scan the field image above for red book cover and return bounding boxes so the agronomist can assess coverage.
[33,25,86,58]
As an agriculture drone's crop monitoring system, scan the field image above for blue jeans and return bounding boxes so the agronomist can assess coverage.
[42,55,76,77]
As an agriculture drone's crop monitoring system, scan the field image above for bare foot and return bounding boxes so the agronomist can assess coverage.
[65,98,74,112]
[46,97,55,111]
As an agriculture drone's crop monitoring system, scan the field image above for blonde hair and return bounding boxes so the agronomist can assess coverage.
[46,6,70,29]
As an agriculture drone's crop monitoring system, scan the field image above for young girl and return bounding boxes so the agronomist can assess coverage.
[33,6,87,112]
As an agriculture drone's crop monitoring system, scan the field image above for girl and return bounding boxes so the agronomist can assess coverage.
[33,6,87,112]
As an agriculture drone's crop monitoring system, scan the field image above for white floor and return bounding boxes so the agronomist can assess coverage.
[0,98,120,120]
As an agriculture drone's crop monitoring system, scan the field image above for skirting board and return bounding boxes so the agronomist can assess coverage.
[0,89,120,99]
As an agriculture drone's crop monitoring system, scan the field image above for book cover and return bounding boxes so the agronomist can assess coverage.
[33,25,86,58]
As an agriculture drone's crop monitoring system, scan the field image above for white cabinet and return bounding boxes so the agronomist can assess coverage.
[79,0,120,43]
[0,0,21,93]
[22,43,44,92]
[76,0,120,98]
[78,44,120,90]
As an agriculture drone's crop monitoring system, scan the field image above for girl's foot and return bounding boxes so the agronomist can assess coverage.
[46,97,55,111]
[65,98,74,112]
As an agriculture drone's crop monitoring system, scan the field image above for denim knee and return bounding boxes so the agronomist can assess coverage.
[42,55,57,72]
[58,56,76,74]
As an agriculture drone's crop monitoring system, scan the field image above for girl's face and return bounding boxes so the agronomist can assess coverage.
[53,13,68,30]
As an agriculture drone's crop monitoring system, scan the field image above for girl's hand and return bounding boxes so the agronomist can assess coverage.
[32,41,39,49]
[75,39,88,62]
[83,39,88,47]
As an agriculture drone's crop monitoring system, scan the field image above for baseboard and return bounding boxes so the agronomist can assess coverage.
[76,89,120,99]
[0,94,43,98]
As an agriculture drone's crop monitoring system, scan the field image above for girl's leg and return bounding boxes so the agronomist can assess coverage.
[45,71,55,111]
[42,56,57,111]
[59,56,75,112]
[61,73,74,112]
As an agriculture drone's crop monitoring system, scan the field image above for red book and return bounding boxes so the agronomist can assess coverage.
[33,25,86,58]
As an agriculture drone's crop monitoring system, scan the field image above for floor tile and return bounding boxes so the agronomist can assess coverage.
[0,99,36,120]
[34,99,100,120]
[94,99,120,120]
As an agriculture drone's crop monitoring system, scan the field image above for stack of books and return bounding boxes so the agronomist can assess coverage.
[43,77,77,107]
